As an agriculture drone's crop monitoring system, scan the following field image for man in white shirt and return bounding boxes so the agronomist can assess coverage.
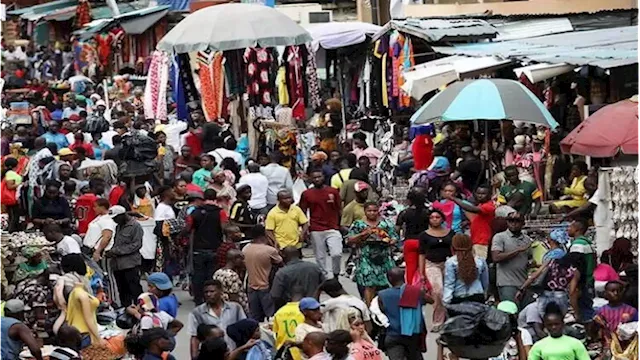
[208,136,243,166]
[261,152,294,207]
[44,223,81,256]
[237,162,269,214]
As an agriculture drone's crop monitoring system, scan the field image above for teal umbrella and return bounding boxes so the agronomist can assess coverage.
[410,79,559,129]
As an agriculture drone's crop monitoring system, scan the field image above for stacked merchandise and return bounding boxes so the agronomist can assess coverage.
[608,167,638,253]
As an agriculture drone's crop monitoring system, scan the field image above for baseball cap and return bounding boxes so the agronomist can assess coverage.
[5,299,25,313]
[148,272,173,291]
[299,297,321,311]
[96,100,106,107]
[107,205,126,218]
[354,181,369,193]
[497,300,518,315]
[58,148,76,157]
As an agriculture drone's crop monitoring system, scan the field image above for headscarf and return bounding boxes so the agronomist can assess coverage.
[137,292,159,312]
[226,319,259,347]
[549,229,570,245]
[27,147,53,188]
[22,246,41,259]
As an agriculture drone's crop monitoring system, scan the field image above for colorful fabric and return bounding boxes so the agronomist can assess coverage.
[213,268,250,316]
[244,48,273,107]
[74,0,92,29]
[596,304,638,333]
[306,45,322,110]
[177,53,200,113]
[144,51,169,121]
[284,46,306,120]
[197,51,217,122]
[348,219,398,287]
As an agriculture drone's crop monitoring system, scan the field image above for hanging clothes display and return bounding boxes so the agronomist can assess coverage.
[224,50,246,96]
[244,48,274,107]
[171,56,188,121]
[144,51,169,121]
[197,51,225,122]
[95,33,113,68]
[276,66,289,106]
[283,46,306,121]
[74,0,92,29]
[177,53,200,113]
[306,45,322,111]
[399,35,414,108]
[373,36,390,109]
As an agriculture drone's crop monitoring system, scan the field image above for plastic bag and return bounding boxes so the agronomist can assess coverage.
[611,333,638,360]
[115,308,137,330]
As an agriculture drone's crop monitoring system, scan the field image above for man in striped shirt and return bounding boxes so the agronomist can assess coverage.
[594,281,638,343]
[49,326,82,360]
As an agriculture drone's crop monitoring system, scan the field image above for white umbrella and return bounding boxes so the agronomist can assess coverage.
[68,75,94,85]
[157,3,312,54]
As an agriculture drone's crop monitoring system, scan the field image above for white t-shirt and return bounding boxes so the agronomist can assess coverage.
[138,218,158,260]
[208,148,243,166]
[140,311,174,330]
[237,172,269,209]
[65,132,92,145]
[261,164,294,205]
[57,235,82,256]
[154,203,176,221]
[83,214,117,250]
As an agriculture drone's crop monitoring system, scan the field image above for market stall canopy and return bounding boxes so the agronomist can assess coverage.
[156,3,312,54]
[513,63,576,84]
[410,78,559,128]
[433,26,637,70]
[73,5,170,40]
[306,22,382,52]
[372,18,498,43]
[560,96,638,157]
[402,55,512,100]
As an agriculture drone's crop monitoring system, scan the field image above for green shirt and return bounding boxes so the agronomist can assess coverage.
[499,181,539,215]
[192,168,211,191]
[5,170,22,185]
[569,235,595,286]
[528,335,590,360]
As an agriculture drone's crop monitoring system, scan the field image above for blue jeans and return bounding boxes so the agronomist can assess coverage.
[537,290,569,315]
[578,286,595,323]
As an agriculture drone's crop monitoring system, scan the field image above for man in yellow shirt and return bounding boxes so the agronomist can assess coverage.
[265,190,309,249]
[272,287,305,360]
[330,154,357,190]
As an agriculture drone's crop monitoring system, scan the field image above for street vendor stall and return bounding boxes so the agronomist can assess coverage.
[154,3,314,162]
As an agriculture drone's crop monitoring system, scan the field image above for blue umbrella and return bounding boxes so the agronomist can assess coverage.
[410,79,559,129]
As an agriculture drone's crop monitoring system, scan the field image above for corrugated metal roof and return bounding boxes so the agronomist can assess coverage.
[490,18,574,41]
[372,18,497,42]
[433,25,637,69]
[8,0,76,16]
[25,3,140,22]
[73,5,170,39]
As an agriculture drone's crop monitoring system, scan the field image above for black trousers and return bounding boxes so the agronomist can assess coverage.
[6,205,21,233]
[113,267,143,307]
[384,334,422,360]
[191,251,215,305]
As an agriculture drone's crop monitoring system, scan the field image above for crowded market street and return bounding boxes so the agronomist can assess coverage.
[0,1,638,360]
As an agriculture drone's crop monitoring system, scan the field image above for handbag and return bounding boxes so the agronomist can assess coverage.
[1,178,17,206]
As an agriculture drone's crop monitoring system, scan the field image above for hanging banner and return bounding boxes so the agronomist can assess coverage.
[241,0,275,7]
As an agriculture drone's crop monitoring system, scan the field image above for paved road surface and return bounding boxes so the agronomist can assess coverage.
[169,250,439,359]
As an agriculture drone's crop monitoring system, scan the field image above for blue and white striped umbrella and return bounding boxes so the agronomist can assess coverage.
[410,79,559,129]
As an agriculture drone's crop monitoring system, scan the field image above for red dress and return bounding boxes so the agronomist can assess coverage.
[412,134,433,171]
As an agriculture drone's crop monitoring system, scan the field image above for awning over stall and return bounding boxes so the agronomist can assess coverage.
[373,18,498,43]
[74,5,170,39]
[306,22,381,51]
[433,26,637,69]
[402,55,512,99]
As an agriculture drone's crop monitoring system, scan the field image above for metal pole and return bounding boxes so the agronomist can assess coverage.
[337,57,347,140]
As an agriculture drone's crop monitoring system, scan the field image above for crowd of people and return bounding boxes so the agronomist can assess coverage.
[0,43,638,360]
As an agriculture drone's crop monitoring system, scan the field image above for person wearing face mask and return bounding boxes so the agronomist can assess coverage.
[528,303,590,360]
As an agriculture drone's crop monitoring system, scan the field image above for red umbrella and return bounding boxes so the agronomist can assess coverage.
[560,96,638,157]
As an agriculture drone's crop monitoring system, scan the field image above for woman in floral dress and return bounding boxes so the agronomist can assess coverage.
[348,201,398,306]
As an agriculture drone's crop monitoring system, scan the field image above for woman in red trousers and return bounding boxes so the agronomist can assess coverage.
[396,188,430,285]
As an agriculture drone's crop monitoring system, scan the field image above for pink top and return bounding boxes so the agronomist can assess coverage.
[594,263,620,282]
[352,147,383,167]
[350,340,383,360]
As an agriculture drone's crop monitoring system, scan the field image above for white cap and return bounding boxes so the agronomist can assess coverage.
[108,205,126,218]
